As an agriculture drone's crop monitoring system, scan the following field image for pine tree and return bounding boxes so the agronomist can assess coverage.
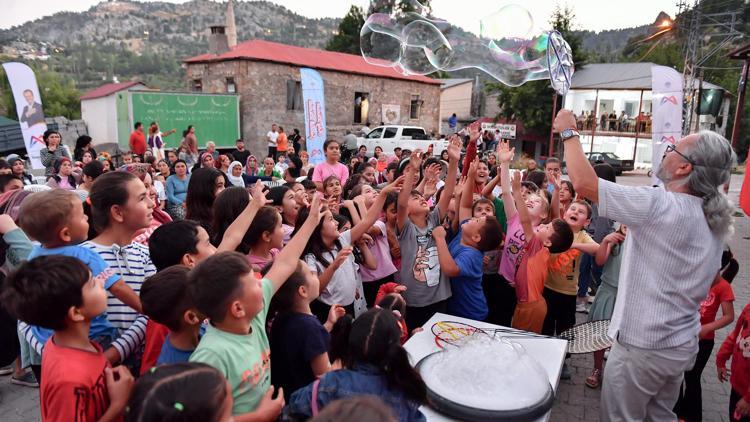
[325,5,365,55]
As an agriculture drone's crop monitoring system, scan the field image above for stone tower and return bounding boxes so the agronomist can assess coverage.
[226,0,237,48]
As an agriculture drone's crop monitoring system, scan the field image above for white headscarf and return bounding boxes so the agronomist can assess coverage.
[226,161,245,187]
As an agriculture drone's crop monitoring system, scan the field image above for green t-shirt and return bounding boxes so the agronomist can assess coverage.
[189,278,273,415]
[493,197,508,234]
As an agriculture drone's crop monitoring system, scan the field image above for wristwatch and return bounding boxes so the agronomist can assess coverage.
[560,128,580,141]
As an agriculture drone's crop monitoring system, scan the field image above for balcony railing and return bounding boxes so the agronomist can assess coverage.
[575,116,652,136]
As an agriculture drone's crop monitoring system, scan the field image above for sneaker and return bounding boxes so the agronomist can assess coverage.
[0,365,12,376]
[576,302,588,313]
[560,363,572,380]
[10,371,38,388]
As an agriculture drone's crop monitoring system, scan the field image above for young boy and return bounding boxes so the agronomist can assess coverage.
[189,194,323,420]
[122,152,133,165]
[510,171,574,333]
[17,189,141,366]
[396,135,463,329]
[433,158,503,321]
[140,266,203,366]
[311,140,349,189]
[2,256,133,421]
[717,302,750,421]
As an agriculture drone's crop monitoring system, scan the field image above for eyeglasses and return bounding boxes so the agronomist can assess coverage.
[663,144,697,166]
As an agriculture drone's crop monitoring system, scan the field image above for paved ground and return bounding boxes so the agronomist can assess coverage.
[0,171,747,421]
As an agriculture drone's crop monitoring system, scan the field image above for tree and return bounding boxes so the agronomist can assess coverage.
[485,5,584,137]
[325,5,365,54]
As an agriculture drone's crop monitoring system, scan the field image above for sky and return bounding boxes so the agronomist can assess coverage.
[1,0,678,32]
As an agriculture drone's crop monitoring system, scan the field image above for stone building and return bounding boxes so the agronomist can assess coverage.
[184,32,441,155]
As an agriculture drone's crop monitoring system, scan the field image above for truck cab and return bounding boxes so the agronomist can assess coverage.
[357,125,447,156]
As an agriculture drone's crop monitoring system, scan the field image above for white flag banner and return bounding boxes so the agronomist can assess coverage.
[2,62,48,169]
[650,65,683,185]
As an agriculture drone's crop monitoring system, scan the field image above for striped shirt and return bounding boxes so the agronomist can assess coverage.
[598,179,722,349]
[82,241,156,329]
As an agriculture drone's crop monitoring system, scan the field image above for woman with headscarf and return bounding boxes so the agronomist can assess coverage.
[245,155,259,176]
[226,161,245,188]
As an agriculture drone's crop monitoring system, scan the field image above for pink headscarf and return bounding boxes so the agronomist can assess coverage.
[245,155,258,176]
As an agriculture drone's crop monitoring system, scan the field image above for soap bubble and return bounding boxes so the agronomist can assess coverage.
[360,3,574,94]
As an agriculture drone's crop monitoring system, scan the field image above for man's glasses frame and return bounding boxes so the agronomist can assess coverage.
[664,144,697,166]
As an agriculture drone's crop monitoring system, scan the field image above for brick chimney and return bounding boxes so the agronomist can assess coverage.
[226,0,237,48]
[209,25,230,55]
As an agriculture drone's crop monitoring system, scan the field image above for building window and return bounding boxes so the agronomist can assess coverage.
[192,79,202,92]
[226,77,236,93]
[286,80,303,111]
[354,92,369,124]
[410,94,421,120]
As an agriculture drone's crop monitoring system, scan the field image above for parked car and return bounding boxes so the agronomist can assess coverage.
[356,125,448,156]
[563,152,634,175]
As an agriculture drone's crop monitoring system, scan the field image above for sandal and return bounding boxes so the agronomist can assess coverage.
[585,369,602,389]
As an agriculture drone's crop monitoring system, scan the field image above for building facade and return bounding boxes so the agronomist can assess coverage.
[185,39,441,156]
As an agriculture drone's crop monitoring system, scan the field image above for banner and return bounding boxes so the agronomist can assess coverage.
[650,65,683,185]
[480,122,516,139]
[2,62,47,169]
[300,68,326,165]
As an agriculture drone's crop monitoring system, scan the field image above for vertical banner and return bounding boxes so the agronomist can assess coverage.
[2,62,48,169]
[300,68,326,165]
[650,65,683,186]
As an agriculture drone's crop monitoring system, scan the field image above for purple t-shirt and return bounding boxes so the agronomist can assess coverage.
[498,213,526,285]
[359,221,397,282]
[312,162,349,186]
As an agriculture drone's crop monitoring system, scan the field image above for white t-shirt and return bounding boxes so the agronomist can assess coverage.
[267,130,279,147]
[154,180,167,202]
[305,230,360,306]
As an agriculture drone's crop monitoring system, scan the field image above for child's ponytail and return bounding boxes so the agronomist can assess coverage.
[384,341,427,404]
[329,314,354,365]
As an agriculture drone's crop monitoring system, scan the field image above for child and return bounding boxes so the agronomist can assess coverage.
[2,256,134,421]
[82,171,157,365]
[301,178,401,322]
[674,249,736,420]
[717,300,750,422]
[585,225,626,388]
[125,362,232,422]
[269,259,345,400]
[268,185,300,244]
[140,266,203,366]
[312,140,349,190]
[383,193,402,281]
[510,171,574,333]
[396,136,462,330]
[188,194,323,419]
[376,282,412,344]
[286,308,427,421]
[542,200,599,379]
[432,159,503,321]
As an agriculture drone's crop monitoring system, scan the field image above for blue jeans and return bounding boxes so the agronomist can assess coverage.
[578,254,603,297]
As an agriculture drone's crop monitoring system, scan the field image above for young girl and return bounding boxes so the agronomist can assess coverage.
[285,181,310,209]
[125,362,233,422]
[299,150,313,175]
[323,175,343,213]
[674,250,736,420]
[286,308,427,421]
[299,178,401,322]
[83,171,157,365]
[345,184,397,307]
[559,180,575,213]
[269,259,345,400]
[268,185,300,244]
[124,164,172,245]
[585,225,627,389]
[312,140,349,189]
[185,167,225,237]
[383,193,402,281]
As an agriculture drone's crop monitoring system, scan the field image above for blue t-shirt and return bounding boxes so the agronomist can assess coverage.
[447,222,486,321]
[157,334,196,366]
[28,245,120,344]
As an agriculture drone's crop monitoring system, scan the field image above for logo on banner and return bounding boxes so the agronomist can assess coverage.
[306,100,324,140]
[660,135,677,144]
[30,135,45,147]
[300,68,327,165]
[660,96,678,105]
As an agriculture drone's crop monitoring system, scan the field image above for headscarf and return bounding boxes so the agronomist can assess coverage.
[199,152,213,168]
[226,161,245,187]
[245,155,258,176]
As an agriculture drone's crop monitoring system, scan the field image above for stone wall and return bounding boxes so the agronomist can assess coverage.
[186,60,441,156]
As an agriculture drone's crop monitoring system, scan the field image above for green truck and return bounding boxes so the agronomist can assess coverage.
[115,91,240,150]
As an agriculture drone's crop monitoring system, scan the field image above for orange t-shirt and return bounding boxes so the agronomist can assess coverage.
[514,235,550,303]
[277,133,288,152]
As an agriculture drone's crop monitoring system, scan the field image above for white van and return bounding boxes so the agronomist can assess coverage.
[356,125,448,155]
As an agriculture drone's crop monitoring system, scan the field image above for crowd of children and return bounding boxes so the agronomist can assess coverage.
[0,122,745,422]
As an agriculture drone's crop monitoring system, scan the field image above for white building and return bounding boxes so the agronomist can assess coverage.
[563,62,730,168]
[80,81,148,147]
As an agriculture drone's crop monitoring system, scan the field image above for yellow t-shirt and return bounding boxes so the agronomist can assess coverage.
[544,230,595,295]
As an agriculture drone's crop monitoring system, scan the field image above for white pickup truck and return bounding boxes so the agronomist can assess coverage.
[356,125,447,155]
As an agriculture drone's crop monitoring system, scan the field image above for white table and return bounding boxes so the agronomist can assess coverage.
[403,313,568,421]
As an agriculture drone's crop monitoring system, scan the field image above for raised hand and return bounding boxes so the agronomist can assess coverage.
[549,171,562,191]
[447,137,462,162]
[250,180,269,208]
[327,304,346,325]
[333,246,353,268]
[424,163,441,184]
[468,123,481,143]
[308,193,324,224]
[382,175,405,194]
[497,139,515,163]
[511,169,522,193]
[553,109,577,133]
[467,157,479,178]
[409,150,424,171]
[431,225,446,239]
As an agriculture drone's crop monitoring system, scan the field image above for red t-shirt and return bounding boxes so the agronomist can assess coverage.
[41,337,112,422]
[717,304,750,401]
[700,278,735,339]
[140,320,169,375]
[129,131,147,155]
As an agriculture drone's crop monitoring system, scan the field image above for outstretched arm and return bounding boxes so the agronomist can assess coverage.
[218,181,267,252]
[437,135,464,217]
[350,176,404,243]
[431,226,460,278]
[511,171,535,242]
[497,139,517,220]
[459,158,478,222]
[555,110,599,202]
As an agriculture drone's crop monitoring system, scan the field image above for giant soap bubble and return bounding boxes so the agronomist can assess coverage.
[360,2,574,94]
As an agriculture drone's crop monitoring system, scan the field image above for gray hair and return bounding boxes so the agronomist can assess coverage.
[683,131,736,239]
